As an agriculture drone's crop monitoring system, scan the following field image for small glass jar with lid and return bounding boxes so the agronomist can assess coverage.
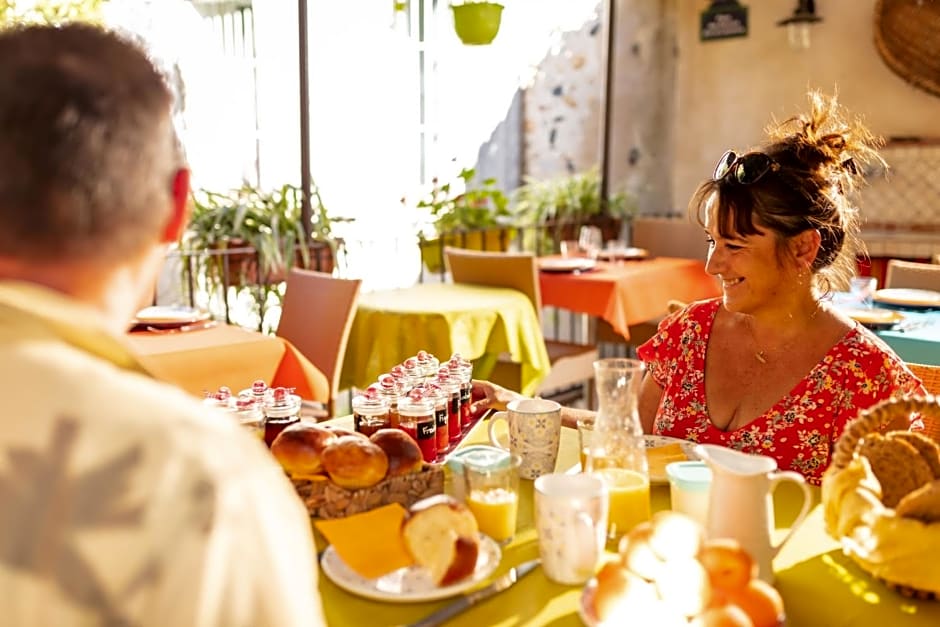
[398,388,437,462]
[434,367,462,445]
[423,382,450,455]
[377,373,401,428]
[233,393,265,441]
[262,386,301,447]
[352,385,390,436]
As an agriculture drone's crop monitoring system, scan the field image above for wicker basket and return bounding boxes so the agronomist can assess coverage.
[291,463,444,519]
[823,395,940,599]
[874,0,940,98]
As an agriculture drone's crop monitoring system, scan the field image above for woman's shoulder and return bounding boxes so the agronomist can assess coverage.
[829,324,922,390]
[664,298,721,327]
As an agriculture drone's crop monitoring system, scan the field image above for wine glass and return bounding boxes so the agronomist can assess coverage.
[578,226,603,260]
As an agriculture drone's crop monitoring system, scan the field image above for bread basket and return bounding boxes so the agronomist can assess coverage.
[822,395,940,599]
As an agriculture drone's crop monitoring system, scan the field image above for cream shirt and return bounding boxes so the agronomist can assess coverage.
[0,282,326,627]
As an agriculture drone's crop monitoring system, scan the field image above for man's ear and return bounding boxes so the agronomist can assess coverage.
[161,168,191,244]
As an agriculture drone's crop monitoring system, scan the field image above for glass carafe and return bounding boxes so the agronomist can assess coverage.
[584,358,650,539]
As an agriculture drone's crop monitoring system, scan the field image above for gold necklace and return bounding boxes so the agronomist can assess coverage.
[745,301,822,364]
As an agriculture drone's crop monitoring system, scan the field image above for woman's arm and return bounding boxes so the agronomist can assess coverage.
[471,379,596,428]
[638,372,664,433]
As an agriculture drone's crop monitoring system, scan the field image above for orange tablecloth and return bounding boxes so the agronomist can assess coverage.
[126,324,329,402]
[539,257,720,339]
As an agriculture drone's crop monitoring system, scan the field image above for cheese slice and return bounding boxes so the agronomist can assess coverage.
[315,503,415,579]
[647,443,688,478]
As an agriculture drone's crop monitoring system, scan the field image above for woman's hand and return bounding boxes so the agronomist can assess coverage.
[470,379,523,417]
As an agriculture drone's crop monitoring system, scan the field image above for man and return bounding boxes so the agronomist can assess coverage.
[0,24,325,626]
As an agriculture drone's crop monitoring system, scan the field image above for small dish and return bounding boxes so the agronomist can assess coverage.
[319,533,501,603]
[539,258,598,274]
[841,307,904,330]
[872,288,940,311]
[596,246,649,261]
[133,305,211,328]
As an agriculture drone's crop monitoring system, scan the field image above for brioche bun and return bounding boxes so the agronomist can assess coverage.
[370,429,423,477]
[270,422,337,477]
[322,424,367,440]
[402,495,479,585]
[321,435,389,489]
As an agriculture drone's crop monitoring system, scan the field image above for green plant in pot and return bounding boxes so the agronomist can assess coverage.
[411,167,514,273]
[182,182,347,329]
[451,1,504,45]
[513,167,636,253]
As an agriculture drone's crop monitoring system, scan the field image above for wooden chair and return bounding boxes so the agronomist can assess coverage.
[444,247,598,404]
[884,259,940,291]
[907,363,940,443]
[277,268,362,417]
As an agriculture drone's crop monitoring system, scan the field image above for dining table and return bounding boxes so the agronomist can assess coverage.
[339,283,552,396]
[126,323,330,402]
[538,256,721,340]
[314,416,940,626]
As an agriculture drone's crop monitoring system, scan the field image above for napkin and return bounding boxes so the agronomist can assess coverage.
[315,503,414,579]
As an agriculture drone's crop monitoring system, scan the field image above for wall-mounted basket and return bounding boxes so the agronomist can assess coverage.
[451,2,504,45]
[874,0,940,98]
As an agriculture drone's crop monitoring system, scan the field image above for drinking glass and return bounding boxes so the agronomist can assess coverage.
[578,226,603,260]
[464,453,522,544]
[849,276,878,309]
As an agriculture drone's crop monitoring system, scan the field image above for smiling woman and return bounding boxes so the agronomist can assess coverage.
[633,91,927,486]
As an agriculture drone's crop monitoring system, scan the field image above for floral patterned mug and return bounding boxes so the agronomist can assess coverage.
[487,398,562,480]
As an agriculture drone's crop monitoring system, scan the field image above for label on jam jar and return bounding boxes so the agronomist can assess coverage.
[435,405,448,451]
[415,417,437,462]
[460,383,472,428]
[448,392,461,441]
[354,413,387,437]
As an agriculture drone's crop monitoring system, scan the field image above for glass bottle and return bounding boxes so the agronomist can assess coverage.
[352,385,390,437]
[584,358,650,539]
[263,386,301,447]
[398,389,437,462]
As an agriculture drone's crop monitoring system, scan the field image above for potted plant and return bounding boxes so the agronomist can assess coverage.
[409,167,515,273]
[513,167,636,252]
[450,1,504,45]
[181,181,349,326]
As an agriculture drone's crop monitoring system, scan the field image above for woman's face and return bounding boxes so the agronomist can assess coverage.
[703,197,794,315]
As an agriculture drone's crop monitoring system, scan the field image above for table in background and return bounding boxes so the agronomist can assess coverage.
[538,257,720,340]
[339,283,551,395]
[126,323,329,401]
[875,310,940,366]
[316,419,940,626]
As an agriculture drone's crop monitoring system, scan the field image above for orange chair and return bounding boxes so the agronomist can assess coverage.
[885,259,940,291]
[277,268,361,417]
[444,247,598,403]
[907,363,940,443]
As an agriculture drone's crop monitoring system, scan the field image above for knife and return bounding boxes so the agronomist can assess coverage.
[407,559,541,627]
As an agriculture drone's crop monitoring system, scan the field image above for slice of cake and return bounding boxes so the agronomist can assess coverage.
[401,495,480,585]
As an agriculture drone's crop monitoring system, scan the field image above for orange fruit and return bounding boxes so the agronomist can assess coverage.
[722,580,784,627]
[693,605,754,627]
[593,561,658,622]
[697,538,756,591]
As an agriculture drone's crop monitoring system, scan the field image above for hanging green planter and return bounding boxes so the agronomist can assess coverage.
[451,2,504,45]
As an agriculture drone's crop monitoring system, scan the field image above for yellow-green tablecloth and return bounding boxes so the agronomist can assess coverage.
[339,283,551,395]
[316,419,940,626]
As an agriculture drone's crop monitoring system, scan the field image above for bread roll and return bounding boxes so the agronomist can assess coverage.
[321,435,389,489]
[270,422,337,477]
[402,495,479,585]
[322,424,368,440]
[370,429,423,477]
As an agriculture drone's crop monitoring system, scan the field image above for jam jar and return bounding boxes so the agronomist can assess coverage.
[377,374,402,428]
[352,385,390,437]
[234,394,265,441]
[435,367,462,445]
[262,387,301,447]
[398,389,437,462]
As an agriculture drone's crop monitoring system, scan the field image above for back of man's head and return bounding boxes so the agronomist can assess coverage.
[0,23,183,265]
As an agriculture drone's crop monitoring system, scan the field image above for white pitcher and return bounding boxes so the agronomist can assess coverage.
[694,444,813,584]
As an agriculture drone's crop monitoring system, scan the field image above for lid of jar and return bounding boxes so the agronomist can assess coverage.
[665,461,712,492]
[353,385,389,412]
[398,388,433,412]
[264,387,301,417]
[445,445,511,476]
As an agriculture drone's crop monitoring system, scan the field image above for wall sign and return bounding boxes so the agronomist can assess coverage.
[700,0,748,41]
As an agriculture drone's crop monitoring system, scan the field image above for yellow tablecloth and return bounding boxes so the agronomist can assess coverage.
[315,418,940,626]
[339,283,551,395]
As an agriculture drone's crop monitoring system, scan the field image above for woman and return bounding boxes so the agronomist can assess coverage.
[474,92,924,485]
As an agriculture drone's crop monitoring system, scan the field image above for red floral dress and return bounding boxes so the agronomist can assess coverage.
[637,299,925,485]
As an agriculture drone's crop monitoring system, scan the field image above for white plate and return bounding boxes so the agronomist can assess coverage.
[872,288,940,310]
[133,305,211,327]
[566,435,699,484]
[842,307,905,329]
[579,577,600,626]
[320,533,501,603]
[539,258,597,273]
[596,246,649,261]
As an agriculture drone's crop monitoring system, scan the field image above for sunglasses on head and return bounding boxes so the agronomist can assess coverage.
[712,150,779,185]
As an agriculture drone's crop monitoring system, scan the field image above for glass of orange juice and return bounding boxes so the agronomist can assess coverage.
[596,467,650,537]
[464,453,521,544]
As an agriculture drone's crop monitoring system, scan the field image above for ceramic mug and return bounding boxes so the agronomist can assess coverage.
[534,473,608,585]
[487,398,562,480]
